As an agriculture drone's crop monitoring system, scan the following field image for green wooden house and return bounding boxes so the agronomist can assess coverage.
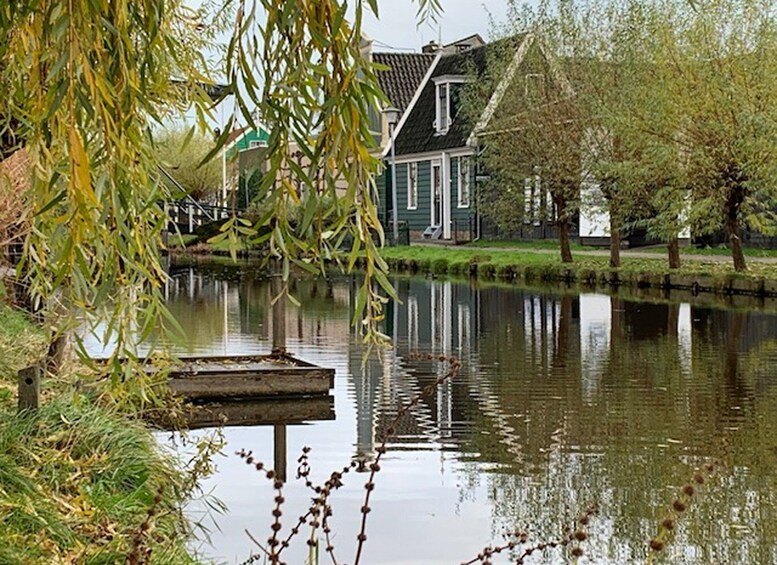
[378,34,576,241]
[378,34,541,241]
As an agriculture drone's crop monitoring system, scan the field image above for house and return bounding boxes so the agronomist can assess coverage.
[221,125,271,208]
[377,33,545,241]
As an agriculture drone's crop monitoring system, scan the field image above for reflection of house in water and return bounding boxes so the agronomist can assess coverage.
[165,266,352,355]
[352,278,481,457]
[579,295,693,402]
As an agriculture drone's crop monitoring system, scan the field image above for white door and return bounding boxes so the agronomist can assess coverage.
[431,162,442,226]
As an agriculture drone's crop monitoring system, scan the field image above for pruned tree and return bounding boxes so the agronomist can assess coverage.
[156,128,222,201]
[469,4,582,263]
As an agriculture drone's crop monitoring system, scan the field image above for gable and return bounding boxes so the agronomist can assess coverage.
[394,35,529,157]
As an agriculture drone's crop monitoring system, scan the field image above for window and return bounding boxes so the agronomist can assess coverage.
[525,73,546,100]
[457,157,471,207]
[407,162,418,210]
[433,76,467,134]
[437,83,449,132]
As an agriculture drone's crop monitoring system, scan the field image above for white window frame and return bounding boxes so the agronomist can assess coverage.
[524,73,545,99]
[457,157,471,208]
[436,82,450,134]
[407,162,418,210]
[433,76,467,135]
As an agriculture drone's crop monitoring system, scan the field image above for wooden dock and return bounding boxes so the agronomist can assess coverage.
[164,354,335,401]
[174,395,335,430]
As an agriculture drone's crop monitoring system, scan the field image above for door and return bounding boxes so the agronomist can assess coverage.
[431,162,442,226]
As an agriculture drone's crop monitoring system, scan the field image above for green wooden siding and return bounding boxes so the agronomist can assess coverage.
[226,127,271,159]
[382,155,475,233]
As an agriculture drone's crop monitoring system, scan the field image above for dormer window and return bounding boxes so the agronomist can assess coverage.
[438,83,449,132]
[433,75,467,135]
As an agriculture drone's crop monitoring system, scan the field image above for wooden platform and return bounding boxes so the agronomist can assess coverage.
[163,354,335,401]
[94,353,335,401]
[174,395,335,430]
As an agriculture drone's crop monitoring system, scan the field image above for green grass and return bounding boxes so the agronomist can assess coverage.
[0,303,202,564]
[682,245,777,258]
[467,238,777,258]
[0,397,200,564]
[380,245,777,284]
[168,233,199,248]
[465,238,589,251]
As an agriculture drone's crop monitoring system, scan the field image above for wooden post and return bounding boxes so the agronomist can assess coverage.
[271,275,286,356]
[18,365,41,412]
[274,424,287,483]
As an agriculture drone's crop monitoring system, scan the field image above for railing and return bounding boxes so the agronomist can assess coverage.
[452,217,476,245]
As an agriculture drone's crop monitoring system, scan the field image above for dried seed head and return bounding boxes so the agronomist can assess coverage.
[662,518,676,531]
[673,500,686,513]
[649,539,665,551]
[574,531,587,542]
[693,472,705,484]
[571,547,584,557]
[683,484,695,497]
[357,533,367,542]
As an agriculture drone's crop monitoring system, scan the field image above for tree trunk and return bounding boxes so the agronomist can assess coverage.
[667,236,681,269]
[726,216,747,272]
[558,219,573,264]
[554,193,573,263]
[609,214,621,269]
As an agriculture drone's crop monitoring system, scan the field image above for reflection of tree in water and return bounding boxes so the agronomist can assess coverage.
[456,295,777,563]
[163,264,350,353]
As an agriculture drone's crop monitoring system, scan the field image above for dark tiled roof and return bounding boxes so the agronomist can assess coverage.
[394,36,527,156]
[373,52,437,113]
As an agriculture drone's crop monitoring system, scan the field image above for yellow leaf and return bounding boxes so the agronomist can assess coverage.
[69,127,97,206]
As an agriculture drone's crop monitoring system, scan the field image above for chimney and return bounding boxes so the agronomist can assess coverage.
[422,40,441,54]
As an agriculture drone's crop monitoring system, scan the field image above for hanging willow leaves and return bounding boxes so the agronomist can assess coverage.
[0,0,443,395]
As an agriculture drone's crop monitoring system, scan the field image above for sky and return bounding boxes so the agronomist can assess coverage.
[361,0,514,52]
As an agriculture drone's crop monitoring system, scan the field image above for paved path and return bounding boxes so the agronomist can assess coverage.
[411,242,777,265]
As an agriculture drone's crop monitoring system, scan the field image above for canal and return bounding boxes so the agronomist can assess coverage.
[156,259,777,564]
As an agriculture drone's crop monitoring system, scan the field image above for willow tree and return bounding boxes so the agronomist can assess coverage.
[656,0,777,272]
[580,0,777,273]
[466,3,582,263]
[156,128,222,201]
[0,0,440,392]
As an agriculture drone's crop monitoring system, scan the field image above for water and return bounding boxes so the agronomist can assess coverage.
[150,259,777,564]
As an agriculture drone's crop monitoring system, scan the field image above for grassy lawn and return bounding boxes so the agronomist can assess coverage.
[0,303,202,564]
[381,245,777,281]
[466,238,777,258]
[465,239,589,251]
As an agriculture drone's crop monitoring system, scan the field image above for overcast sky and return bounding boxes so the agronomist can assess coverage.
[362,1,514,52]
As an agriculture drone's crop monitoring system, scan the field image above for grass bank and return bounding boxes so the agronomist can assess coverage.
[0,304,203,564]
[379,245,777,297]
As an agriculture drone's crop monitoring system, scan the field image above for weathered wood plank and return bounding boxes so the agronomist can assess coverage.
[18,365,41,412]
[165,396,335,429]
[168,368,334,400]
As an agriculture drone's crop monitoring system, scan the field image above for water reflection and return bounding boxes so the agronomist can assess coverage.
[153,261,777,564]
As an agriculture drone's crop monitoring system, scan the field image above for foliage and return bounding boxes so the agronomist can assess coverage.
[0,397,202,564]
[156,128,222,201]
[0,0,444,389]
[484,0,777,273]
